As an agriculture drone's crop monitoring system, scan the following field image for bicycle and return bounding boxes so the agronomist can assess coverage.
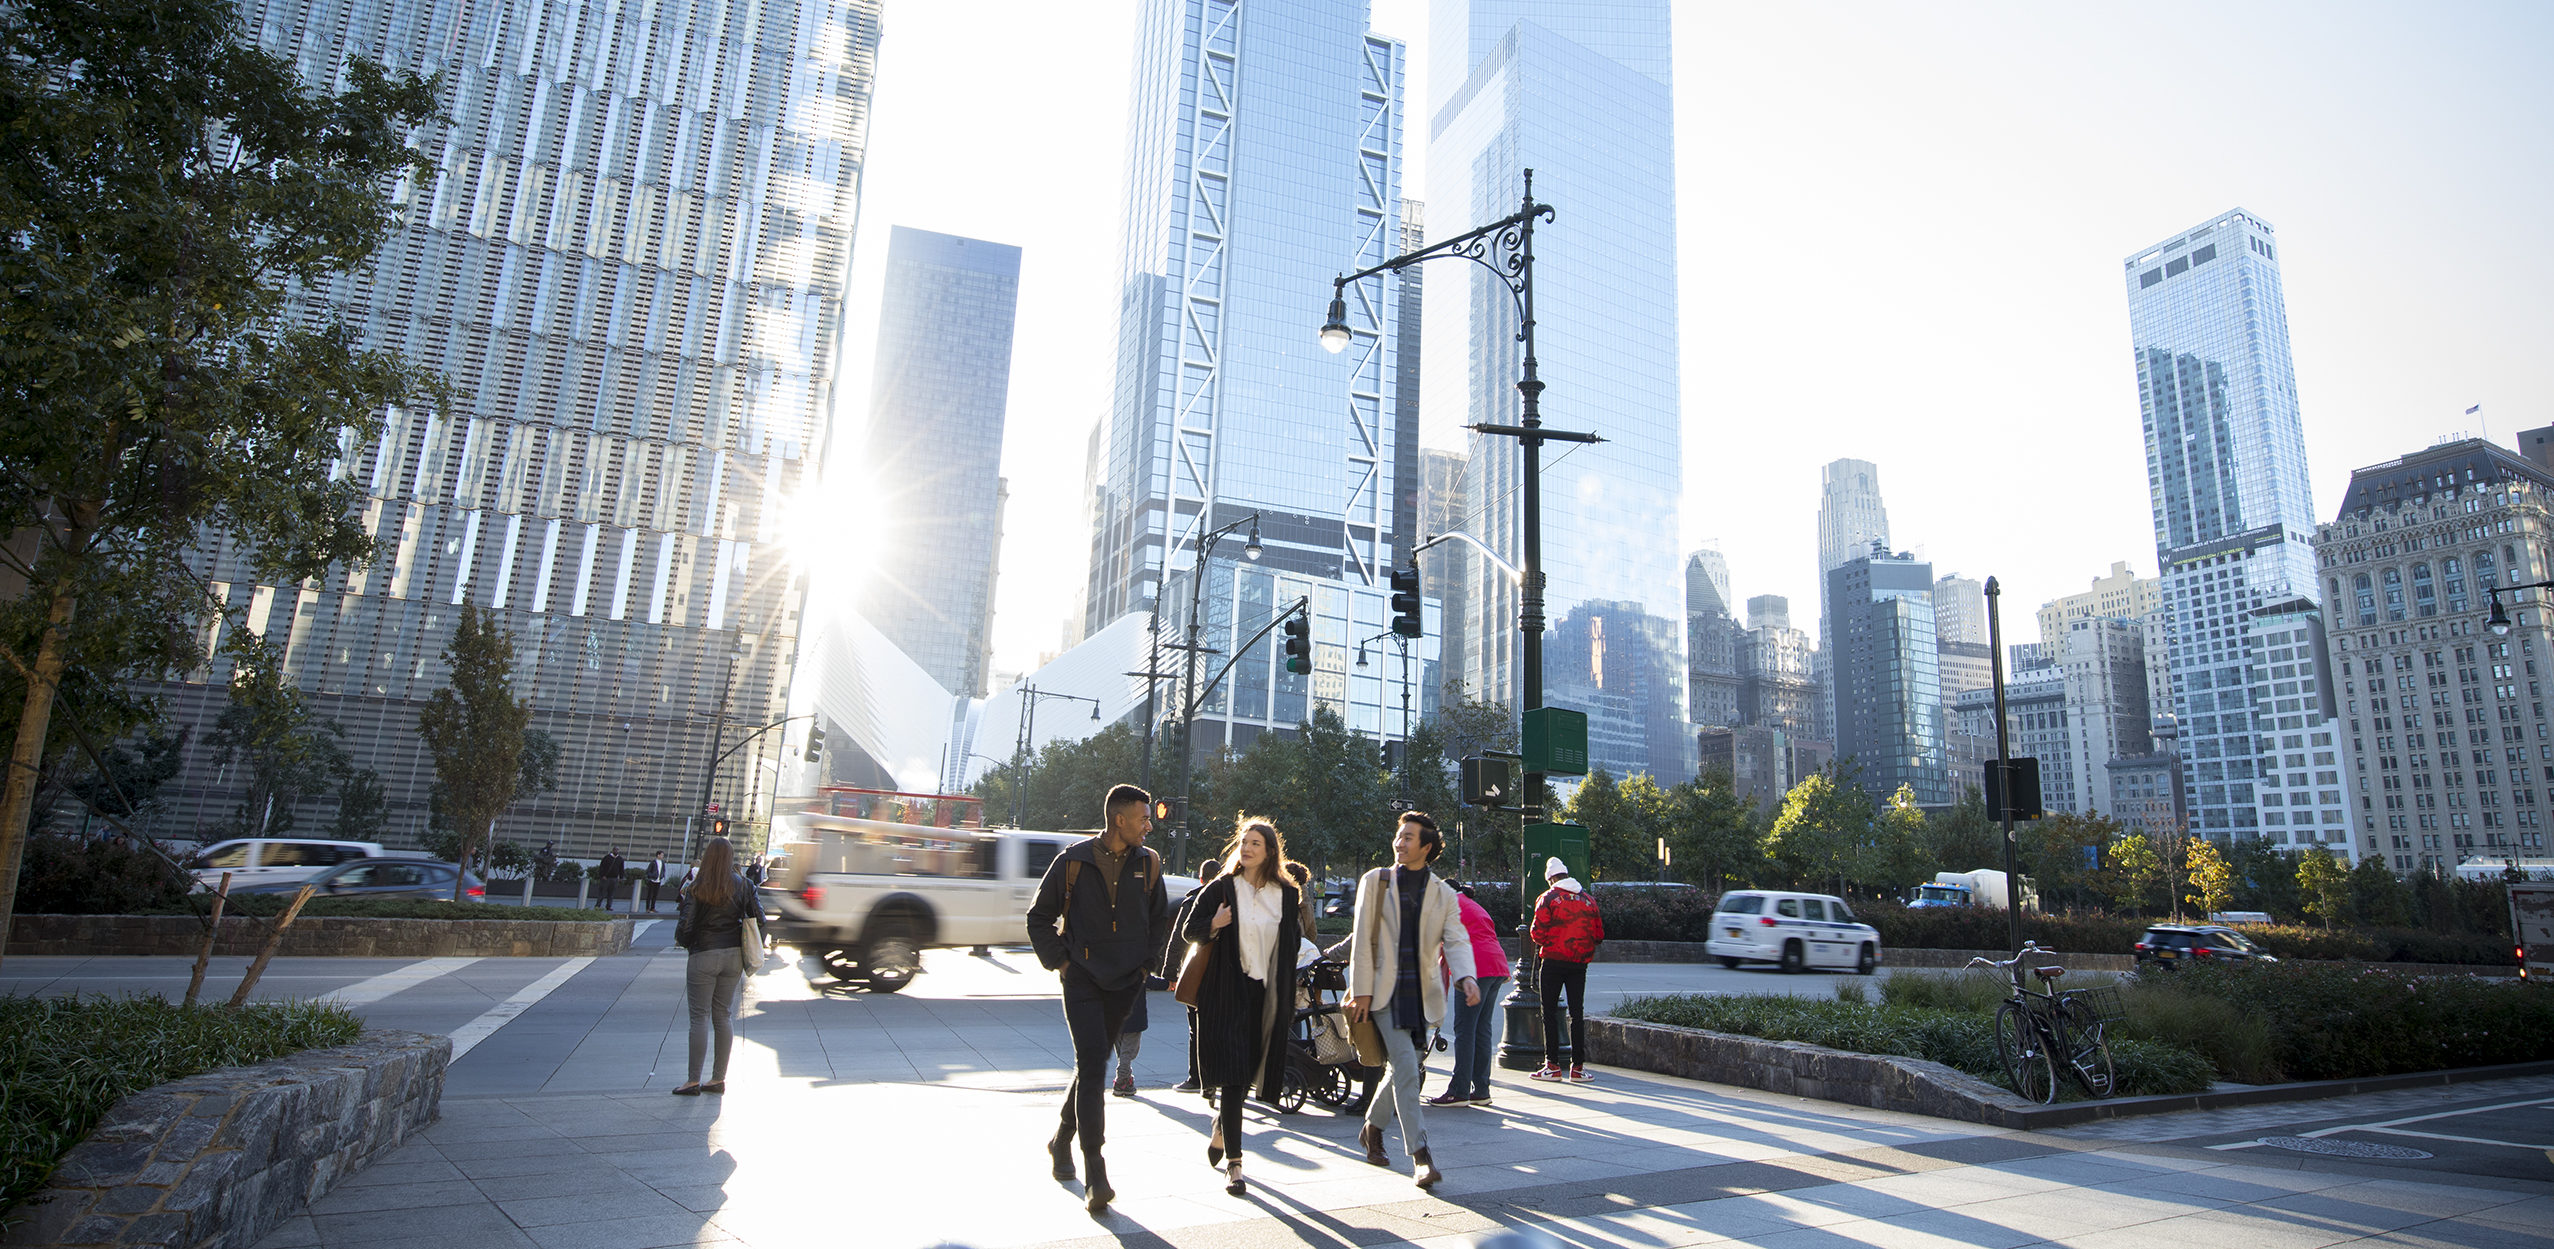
[1967,943,2120,1103]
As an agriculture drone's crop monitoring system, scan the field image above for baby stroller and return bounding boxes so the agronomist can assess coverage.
[1289,957,1380,1113]
[1201,956,1380,1114]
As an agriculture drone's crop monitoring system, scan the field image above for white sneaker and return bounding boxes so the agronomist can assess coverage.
[1529,1063,1566,1081]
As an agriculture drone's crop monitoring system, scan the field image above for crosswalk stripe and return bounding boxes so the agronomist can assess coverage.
[326,956,480,1006]
[446,957,593,1060]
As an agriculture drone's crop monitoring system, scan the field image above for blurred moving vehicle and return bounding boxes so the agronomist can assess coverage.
[1705,890,1883,974]
[1906,869,2014,910]
[765,814,1198,993]
[233,856,484,901]
[189,838,387,891]
[2133,923,2277,969]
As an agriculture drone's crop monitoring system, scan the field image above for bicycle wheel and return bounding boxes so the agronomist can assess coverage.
[2059,996,2117,1098]
[1993,1000,2057,1104]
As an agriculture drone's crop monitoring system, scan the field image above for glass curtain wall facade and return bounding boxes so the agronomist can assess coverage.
[1087,0,1434,758]
[146,0,880,857]
[2127,208,2330,841]
[1429,0,1688,782]
[1828,551,1948,806]
[860,227,1022,700]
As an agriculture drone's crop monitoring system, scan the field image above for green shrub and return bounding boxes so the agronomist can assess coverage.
[1610,993,2215,1100]
[2116,975,2279,1084]
[2163,962,2554,1082]
[10,836,192,915]
[1879,967,2011,1014]
[141,896,609,921]
[0,996,363,1222]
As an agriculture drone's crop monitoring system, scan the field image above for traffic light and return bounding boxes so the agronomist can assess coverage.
[1460,754,1516,806]
[712,817,730,838]
[803,723,825,761]
[1281,612,1311,675]
[1382,740,1405,771]
[1151,796,1186,827]
[1389,565,1422,638]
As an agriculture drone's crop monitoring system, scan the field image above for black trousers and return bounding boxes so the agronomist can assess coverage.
[1540,957,1589,1066]
[642,879,661,910]
[1058,965,1141,1156]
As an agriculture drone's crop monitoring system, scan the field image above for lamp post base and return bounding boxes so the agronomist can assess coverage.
[1496,981,1550,1070]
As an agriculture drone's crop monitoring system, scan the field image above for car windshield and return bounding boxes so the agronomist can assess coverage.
[1717,894,1761,915]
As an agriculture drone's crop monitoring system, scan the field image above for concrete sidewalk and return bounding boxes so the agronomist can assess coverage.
[221,943,2552,1249]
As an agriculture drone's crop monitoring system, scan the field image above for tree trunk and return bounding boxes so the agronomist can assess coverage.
[0,587,76,972]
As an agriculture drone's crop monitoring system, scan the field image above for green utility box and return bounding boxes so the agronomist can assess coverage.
[1523,823,1589,886]
[1523,707,1588,776]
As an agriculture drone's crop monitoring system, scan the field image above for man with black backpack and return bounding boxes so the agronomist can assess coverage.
[1025,783,1172,1215]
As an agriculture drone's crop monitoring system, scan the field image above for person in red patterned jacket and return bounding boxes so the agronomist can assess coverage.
[1528,857,1604,1082]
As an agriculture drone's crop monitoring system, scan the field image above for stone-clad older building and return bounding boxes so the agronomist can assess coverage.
[2317,434,2554,874]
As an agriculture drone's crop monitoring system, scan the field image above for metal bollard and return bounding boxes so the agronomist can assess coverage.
[521,875,534,906]
[576,877,590,909]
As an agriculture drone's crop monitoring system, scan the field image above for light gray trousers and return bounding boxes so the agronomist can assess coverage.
[685,947,743,1083]
[1362,1022,1429,1154]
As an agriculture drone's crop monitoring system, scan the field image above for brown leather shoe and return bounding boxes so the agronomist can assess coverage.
[1358,1123,1388,1167]
[1412,1146,1443,1190]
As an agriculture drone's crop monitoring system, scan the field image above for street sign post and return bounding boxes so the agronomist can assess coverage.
[1523,822,1589,885]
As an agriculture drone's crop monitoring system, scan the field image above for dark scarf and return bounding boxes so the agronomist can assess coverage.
[1393,865,1428,1031]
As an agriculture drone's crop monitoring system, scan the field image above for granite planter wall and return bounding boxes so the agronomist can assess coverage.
[1586,1015,2045,1129]
[1,1031,448,1249]
[8,915,633,959]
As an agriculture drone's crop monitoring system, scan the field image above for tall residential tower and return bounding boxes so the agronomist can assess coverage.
[2126,208,2343,844]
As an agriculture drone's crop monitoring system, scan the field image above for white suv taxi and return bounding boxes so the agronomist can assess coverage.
[1706,890,1882,975]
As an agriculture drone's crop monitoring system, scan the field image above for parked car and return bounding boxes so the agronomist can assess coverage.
[765,816,1198,993]
[188,838,388,891]
[234,856,484,901]
[1705,890,1883,974]
[2134,924,2276,969]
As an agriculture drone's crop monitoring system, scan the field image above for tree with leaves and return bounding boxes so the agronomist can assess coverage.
[2183,837,2236,919]
[1870,784,1931,894]
[1923,787,2002,874]
[2296,849,2351,930]
[2348,855,2411,927]
[62,725,186,832]
[0,0,440,960]
[1666,768,1759,892]
[417,606,531,901]
[2104,832,2168,915]
[1763,764,1874,893]
[331,769,389,842]
[205,630,348,838]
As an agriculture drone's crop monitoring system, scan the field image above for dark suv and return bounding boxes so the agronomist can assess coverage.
[2134,924,2275,970]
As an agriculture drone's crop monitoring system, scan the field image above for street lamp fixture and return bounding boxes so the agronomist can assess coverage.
[2487,582,2554,636]
[1319,170,1599,1069]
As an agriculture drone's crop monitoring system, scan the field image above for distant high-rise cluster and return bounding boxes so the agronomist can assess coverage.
[1689,553,1827,808]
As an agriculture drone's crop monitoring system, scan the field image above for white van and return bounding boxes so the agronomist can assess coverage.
[1706,890,1883,975]
[188,838,388,891]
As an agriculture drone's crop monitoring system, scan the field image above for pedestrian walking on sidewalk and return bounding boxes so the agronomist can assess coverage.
[597,847,626,911]
[1427,884,1511,1109]
[671,836,753,1096]
[1345,811,1478,1190]
[643,852,667,912]
[1025,783,1173,1215]
[1183,818,1303,1197]
[1529,858,1604,1083]
[1167,857,1224,1094]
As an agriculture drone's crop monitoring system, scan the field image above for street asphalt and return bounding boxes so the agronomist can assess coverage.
[5,925,2548,1248]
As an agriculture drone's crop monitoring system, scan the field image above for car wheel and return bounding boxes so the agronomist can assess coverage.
[1856,944,1877,976]
[820,948,861,982]
[1718,956,1741,970]
[1779,941,1804,975]
[864,930,921,993]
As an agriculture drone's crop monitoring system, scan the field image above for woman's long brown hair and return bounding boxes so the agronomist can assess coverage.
[1221,817,1287,889]
[693,836,736,907]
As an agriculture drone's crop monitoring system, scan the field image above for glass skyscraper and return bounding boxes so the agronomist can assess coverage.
[144,0,879,855]
[1084,0,1435,759]
[1428,0,1688,782]
[1828,549,1949,807]
[2126,208,2343,841]
[860,227,1021,701]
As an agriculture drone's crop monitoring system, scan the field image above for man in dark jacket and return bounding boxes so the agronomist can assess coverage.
[598,848,625,911]
[1025,783,1171,1214]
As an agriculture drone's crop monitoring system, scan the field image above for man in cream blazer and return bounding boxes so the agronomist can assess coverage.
[1346,811,1478,1189]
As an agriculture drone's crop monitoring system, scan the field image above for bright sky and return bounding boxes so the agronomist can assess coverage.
[827,1,2554,686]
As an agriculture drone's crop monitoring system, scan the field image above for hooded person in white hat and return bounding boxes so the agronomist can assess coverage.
[1527,856,1603,1081]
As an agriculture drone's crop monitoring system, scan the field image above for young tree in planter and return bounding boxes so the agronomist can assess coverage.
[329,769,390,842]
[416,606,532,901]
[1764,764,1873,893]
[205,630,349,837]
[2296,849,2351,930]
[0,0,440,962]
[2105,832,2168,916]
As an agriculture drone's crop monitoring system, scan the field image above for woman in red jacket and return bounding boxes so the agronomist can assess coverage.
[1528,857,1603,1082]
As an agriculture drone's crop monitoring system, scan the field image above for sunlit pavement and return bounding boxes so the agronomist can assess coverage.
[11,935,2550,1249]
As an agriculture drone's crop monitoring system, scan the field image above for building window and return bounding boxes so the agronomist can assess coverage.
[2445,556,2468,613]
[2355,573,2377,627]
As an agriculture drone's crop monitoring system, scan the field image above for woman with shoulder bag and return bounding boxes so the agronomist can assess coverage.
[1181,817,1301,1196]
[672,836,754,1096]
